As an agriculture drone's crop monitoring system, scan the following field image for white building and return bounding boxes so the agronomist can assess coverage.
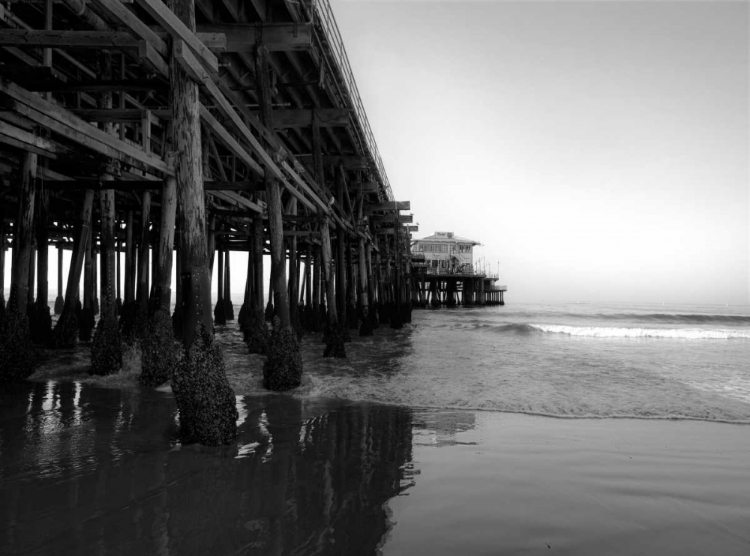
[411,231,481,274]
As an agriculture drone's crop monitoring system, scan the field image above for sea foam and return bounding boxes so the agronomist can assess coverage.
[529,324,750,340]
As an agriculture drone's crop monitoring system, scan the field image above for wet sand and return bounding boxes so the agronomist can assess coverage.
[1,381,749,555]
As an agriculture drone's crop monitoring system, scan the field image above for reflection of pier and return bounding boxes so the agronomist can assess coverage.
[0,382,414,555]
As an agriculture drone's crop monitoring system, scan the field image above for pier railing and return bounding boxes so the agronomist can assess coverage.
[305,0,394,202]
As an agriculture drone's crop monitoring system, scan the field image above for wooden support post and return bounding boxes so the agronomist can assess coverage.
[90,161,122,376]
[304,242,313,309]
[51,190,95,348]
[173,228,183,329]
[10,152,37,315]
[365,240,378,329]
[252,206,264,313]
[391,227,403,329]
[478,277,485,306]
[99,176,117,321]
[136,192,151,320]
[320,218,344,357]
[347,235,358,330]
[168,0,236,446]
[124,210,136,307]
[80,224,95,341]
[335,229,347,330]
[224,249,234,320]
[115,228,121,307]
[214,245,225,324]
[0,218,6,310]
[28,241,36,308]
[30,184,51,343]
[92,245,100,315]
[358,235,372,336]
[155,172,176,311]
[287,198,301,338]
[266,181,290,328]
[312,242,321,328]
[35,189,49,309]
[207,214,217,278]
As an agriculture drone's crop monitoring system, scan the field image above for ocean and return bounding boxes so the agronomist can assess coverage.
[218,301,750,422]
[30,301,750,422]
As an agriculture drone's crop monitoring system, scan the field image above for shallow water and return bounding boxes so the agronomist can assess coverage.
[1,382,749,556]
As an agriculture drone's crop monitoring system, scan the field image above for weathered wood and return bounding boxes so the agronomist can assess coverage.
[124,210,136,305]
[251,205,264,312]
[287,198,300,334]
[215,246,225,323]
[91,0,168,58]
[35,188,49,308]
[224,248,233,319]
[0,218,6,307]
[0,80,172,177]
[171,2,212,347]
[136,192,151,316]
[155,172,176,311]
[99,175,117,320]
[365,201,410,213]
[320,220,339,325]
[312,242,321,316]
[358,238,369,317]
[10,152,37,314]
[134,0,219,75]
[198,106,264,177]
[53,189,94,343]
[264,109,350,129]
[369,214,413,224]
[0,29,162,49]
[197,23,312,51]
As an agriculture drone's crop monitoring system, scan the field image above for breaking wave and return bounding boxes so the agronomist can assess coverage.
[528,324,750,340]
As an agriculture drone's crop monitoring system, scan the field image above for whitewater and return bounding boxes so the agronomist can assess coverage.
[32,301,750,423]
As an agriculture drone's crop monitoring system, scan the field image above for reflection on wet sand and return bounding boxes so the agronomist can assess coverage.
[0,382,414,555]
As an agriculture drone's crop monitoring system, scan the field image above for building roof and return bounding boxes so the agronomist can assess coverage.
[414,231,481,246]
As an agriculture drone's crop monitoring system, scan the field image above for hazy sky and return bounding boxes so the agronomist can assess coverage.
[332,0,749,304]
[3,1,747,306]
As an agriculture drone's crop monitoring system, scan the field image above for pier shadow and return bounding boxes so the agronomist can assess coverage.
[0,382,413,555]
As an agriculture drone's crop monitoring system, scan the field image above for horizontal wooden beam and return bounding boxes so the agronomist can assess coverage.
[23,79,167,93]
[0,121,68,159]
[324,155,371,170]
[41,179,259,191]
[197,23,312,51]
[210,190,264,214]
[283,230,321,237]
[266,109,350,129]
[172,40,324,215]
[66,108,350,130]
[204,181,263,191]
[0,79,171,177]
[198,104,265,178]
[370,214,413,224]
[0,29,143,49]
[357,181,380,193]
[134,0,219,76]
[366,201,410,212]
[91,0,168,58]
[70,108,170,123]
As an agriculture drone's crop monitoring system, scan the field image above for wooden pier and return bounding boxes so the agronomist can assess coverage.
[0,0,423,444]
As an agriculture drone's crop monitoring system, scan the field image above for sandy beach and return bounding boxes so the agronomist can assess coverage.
[1,379,749,555]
